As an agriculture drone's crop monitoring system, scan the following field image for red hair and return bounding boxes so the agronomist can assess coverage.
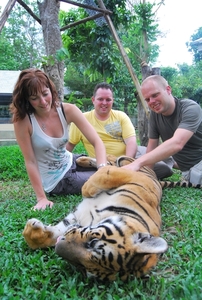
[10,68,59,122]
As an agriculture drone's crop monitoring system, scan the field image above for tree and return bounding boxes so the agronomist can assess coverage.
[0,0,44,70]
[1,0,162,140]
[60,1,132,82]
[119,1,162,145]
[187,27,202,63]
[160,62,202,106]
[121,2,160,67]
[0,31,19,69]
[38,0,64,100]
[0,0,65,99]
[1,0,132,101]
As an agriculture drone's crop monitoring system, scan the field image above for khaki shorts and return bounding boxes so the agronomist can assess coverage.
[183,160,202,184]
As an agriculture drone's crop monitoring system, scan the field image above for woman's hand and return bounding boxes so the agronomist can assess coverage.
[32,198,54,210]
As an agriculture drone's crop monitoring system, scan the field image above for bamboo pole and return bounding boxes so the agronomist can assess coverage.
[60,12,104,31]
[0,0,17,32]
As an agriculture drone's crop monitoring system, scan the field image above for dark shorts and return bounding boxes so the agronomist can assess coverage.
[50,154,96,195]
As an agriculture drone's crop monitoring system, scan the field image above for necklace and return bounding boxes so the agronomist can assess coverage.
[35,112,51,132]
[41,123,46,132]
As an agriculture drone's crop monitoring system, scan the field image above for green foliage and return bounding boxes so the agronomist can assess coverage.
[159,67,178,83]
[112,84,137,116]
[0,145,201,299]
[61,1,160,112]
[0,0,45,70]
[0,31,20,70]
[60,1,132,83]
[187,26,202,63]
[102,0,130,28]
[73,141,87,155]
[66,94,85,110]
[120,2,160,67]
[161,62,202,105]
[63,62,102,98]
[41,47,69,70]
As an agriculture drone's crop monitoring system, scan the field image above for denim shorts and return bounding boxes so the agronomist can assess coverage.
[50,154,96,195]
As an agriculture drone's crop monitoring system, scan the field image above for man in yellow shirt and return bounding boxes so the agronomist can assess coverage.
[66,82,174,179]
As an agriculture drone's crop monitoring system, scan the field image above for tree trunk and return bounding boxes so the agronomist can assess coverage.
[137,99,149,146]
[137,62,161,146]
[38,0,64,101]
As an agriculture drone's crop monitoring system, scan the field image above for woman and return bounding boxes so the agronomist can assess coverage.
[10,68,107,210]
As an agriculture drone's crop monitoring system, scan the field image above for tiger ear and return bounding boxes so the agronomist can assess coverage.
[116,156,135,167]
[133,233,168,254]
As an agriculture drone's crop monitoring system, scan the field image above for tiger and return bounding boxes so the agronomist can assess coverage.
[23,155,169,281]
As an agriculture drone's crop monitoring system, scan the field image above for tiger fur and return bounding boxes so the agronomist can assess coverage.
[23,155,169,281]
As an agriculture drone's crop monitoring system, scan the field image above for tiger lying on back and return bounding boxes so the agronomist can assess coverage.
[23,155,168,281]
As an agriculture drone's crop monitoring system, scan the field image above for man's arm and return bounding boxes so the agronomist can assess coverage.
[123,128,194,171]
[124,136,138,157]
[121,112,137,157]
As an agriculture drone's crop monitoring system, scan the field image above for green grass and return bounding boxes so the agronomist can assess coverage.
[0,145,201,299]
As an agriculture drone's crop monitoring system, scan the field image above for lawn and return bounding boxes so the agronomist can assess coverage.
[0,145,201,300]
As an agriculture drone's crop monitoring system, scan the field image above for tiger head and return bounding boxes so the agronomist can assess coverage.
[55,215,168,281]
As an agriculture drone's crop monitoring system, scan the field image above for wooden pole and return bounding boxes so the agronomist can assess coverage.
[60,12,104,31]
[61,0,112,15]
[97,0,149,117]
[0,0,17,32]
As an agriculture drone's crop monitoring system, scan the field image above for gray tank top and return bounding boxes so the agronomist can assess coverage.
[30,106,72,192]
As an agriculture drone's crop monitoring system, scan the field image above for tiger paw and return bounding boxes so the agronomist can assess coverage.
[76,156,97,168]
[22,218,56,249]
